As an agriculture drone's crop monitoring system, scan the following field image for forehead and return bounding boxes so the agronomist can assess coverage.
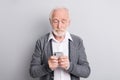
[51,8,69,19]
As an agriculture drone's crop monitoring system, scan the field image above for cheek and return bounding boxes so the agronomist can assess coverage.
[64,25,69,29]
[51,24,57,29]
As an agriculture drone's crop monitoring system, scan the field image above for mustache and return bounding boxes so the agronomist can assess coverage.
[52,29,66,37]
[54,29,65,31]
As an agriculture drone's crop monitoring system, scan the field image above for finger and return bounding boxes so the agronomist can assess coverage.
[58,58,69,63]
[51,60,58,63]
[59,56,68,59]
[59,63,68,69]
[50,56,58,60]
[59,61,68,66]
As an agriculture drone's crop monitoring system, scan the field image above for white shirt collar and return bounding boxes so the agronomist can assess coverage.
[48,31,73,42]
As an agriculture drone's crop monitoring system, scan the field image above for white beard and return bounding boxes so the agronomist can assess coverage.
[52,29,66,37]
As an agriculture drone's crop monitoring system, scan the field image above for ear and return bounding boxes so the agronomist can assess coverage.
[68,19,71,27]
[49,18,52,25]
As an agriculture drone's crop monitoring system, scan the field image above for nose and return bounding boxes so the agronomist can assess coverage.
[57,21,62,29]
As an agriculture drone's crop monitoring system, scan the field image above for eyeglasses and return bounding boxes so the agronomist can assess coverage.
[52,19,68,24]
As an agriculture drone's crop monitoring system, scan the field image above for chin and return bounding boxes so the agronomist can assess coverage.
[53,30,65,37]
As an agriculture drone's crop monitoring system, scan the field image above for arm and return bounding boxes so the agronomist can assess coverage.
[29,40,52,78]
[67,39,91,78]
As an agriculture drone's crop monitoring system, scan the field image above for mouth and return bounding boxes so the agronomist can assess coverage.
[55,30,65,32]
[53,29,66,37]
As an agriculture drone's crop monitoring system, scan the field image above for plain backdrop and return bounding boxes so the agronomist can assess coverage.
[0,0,120,80]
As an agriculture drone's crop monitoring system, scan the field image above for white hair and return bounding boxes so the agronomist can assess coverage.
[49,7,70,20]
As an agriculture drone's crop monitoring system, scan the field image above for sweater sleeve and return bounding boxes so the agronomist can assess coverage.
[67,39,91,78]
[29,39,52,78]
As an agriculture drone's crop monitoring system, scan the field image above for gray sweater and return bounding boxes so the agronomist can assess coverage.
[30,33,91,80]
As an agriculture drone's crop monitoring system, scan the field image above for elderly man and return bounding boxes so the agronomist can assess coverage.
[30,7,91,80]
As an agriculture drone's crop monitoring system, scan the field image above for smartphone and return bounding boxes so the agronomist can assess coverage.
[54,52,63,58]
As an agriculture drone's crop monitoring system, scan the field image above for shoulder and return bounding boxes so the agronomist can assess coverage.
[38,33,49,40]
[36,33,50,45]
[70,34,83,43]
[70,34,84,48]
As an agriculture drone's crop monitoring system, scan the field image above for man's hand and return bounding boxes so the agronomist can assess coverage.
[48,56,59,70]
[58,55,70,70]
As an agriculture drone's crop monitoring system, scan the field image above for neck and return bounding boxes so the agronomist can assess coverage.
[53,33,65,42]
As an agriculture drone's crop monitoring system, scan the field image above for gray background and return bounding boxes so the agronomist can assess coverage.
[0,0,120,80]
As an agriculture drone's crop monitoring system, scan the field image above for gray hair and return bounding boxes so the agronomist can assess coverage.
[49,7,70,20]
